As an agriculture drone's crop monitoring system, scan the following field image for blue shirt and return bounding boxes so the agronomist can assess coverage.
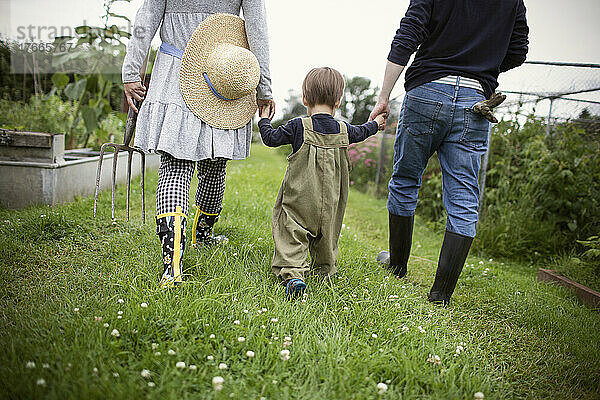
[388,0,529,98]
[259,114,379,154]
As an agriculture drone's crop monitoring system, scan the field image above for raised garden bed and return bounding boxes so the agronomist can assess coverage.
[538,268,600,309]
[0,129,158,209]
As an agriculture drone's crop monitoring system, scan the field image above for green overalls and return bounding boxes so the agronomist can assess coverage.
[271,116,351,282]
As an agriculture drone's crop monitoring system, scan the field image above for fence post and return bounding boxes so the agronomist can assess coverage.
[478,126,493,215]
[375,133,387,187]
[546,97,555,136]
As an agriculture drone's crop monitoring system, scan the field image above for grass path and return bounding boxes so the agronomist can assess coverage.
[0,145,599,399]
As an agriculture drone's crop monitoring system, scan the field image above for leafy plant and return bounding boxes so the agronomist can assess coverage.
[49,0,132,148]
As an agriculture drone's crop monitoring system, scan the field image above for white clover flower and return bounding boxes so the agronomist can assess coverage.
[271,318,278,323]
[212,376,225,390]
[207,355,214,361]
[117,311,123,315]
[218,363,228,370]
[103,323,109,328]
[243,309,249,313]
[94,316,102,322]
[209,334,216,339]
[246,350,255,358]
[474,392,485,400]
[26,361,36,369]
[168,349,176,355]
[343,306,349,311]
[73,307,79,313]
[238,337,246,343]
[111,329,120,337]
[92,367,98,375]
[427,354,441,365]
[175,361,186,369]
[141,369,151,378]
[117,298,124,304]
[261,325,266,329]
[151,343,159,350]
[36,378,46,387]
[479,261,484,265]
[371,333,378,339]
[112,372,120,378]
[280,349,290,361]
[377,382,388,394]
[140,302,148,308]
[147,382,155,387]
[261,308,268,313]
[189,364,197,371]
[42,363,49,369]
[272,379,278,384]
[154,352,161,356]
[418,326,426,334]
[233,320,240,325]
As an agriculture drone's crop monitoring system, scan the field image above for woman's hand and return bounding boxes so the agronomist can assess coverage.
[124,81,147,113]
[257,99,275,120]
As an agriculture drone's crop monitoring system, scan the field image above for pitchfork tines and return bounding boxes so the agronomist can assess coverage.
[93,138,146,223]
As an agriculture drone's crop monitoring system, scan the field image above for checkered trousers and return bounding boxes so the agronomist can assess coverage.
[156,153,228,216]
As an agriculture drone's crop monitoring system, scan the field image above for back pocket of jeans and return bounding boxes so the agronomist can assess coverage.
[461,108,490,149]
[402,94,442,136]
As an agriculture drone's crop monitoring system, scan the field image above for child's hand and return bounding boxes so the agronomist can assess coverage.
[374,113,387,131]
[259,104,272,119]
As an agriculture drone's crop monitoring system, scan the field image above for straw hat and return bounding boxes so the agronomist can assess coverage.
[179,13,260,130]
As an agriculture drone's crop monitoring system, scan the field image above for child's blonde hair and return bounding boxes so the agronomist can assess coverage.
[302,67,345,108]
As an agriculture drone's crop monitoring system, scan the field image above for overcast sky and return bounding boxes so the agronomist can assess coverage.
[2,0,599,117]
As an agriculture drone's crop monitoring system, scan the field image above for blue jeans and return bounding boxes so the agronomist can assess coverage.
[387,80,490,238]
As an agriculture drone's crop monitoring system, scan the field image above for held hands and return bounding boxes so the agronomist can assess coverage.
[257,99,275,120]
[374,113,387,131]
[472,92,506,123]
[369,99,391,130]
[124,81,146,113]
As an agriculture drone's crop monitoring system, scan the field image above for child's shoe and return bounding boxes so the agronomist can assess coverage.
[285,278,307,299]
[191,208,229,247]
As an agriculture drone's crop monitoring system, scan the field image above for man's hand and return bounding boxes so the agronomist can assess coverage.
[472,92,506,123]
[124,81,146,113]
[369,99,390,130]
[257,99,275,120]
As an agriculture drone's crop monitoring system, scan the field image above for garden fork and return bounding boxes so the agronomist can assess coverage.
[93,53,149,223]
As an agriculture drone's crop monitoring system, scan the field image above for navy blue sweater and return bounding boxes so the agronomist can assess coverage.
[388,0,529,98]
[259,114,378,154]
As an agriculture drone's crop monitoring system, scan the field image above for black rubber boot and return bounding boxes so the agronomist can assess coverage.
[156,207,187,288]
[191,208,228,247]
[428,230,473,306]
[377,213,414,278]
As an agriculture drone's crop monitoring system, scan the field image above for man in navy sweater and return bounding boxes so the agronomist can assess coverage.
[372,0,528,305]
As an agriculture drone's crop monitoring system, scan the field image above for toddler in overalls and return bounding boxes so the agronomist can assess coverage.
[259,67,386,297]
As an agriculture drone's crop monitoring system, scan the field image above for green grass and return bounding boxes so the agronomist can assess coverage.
[0,145,599,399]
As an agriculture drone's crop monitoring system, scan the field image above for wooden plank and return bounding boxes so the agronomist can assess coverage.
[538,268,600,309]
[0,131,56,148]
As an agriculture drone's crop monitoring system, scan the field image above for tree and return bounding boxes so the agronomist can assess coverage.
[340,76,378,125]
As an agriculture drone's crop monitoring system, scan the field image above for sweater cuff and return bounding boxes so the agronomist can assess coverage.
[368,120,379,134]
[387,45,411,67]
